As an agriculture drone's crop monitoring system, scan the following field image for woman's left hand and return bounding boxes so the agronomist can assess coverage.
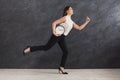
[86,16,91,23]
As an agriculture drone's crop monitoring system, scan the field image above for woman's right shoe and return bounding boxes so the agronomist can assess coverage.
[58,67,68,74]
[23,46,31,56]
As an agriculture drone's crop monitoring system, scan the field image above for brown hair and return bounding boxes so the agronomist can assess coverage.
[63,6,71,16]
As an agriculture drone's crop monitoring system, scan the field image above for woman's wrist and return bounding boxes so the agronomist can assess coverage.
[86,20,90,23]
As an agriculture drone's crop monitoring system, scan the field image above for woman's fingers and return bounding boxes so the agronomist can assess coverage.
[86,16,91,22]
[53,32,60,37]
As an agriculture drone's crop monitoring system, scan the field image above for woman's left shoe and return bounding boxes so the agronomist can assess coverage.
[58,67,68,74]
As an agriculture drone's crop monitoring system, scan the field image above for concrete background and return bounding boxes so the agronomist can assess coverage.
[0,0,120,68]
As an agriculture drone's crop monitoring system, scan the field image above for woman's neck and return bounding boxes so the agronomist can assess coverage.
[67,14,72,17]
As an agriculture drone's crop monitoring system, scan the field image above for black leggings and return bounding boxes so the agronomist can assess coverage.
[30,34,68,67]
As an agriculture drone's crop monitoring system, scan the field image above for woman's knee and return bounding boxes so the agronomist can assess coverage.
[63,50,68,55]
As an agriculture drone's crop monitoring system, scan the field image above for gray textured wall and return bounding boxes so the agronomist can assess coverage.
[0,0,120,68]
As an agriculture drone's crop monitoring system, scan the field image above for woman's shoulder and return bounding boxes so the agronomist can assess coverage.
[60,16,67,21]
[63,15,68,18]
[62,15,68,21]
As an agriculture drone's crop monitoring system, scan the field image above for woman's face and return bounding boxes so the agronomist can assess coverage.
[67,7,74,15]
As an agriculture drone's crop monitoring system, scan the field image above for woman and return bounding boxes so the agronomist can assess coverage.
[23,6,91,74]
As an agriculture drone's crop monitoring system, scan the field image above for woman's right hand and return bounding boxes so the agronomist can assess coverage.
[53,31,60,37]
[86,16,91,23]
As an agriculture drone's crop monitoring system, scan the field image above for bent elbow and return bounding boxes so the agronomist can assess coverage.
[52,22,56,26]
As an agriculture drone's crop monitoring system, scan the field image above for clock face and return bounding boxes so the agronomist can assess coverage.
[56,25,64,35]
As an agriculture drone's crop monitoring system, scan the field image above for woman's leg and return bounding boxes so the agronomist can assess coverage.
[30,34,59,52]
[58,36,68,67]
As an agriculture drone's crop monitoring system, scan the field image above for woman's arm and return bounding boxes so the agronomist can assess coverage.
[52,16,66,36]
[73,16,91,30]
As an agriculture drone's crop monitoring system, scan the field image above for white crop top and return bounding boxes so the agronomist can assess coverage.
[60,15,73,36]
